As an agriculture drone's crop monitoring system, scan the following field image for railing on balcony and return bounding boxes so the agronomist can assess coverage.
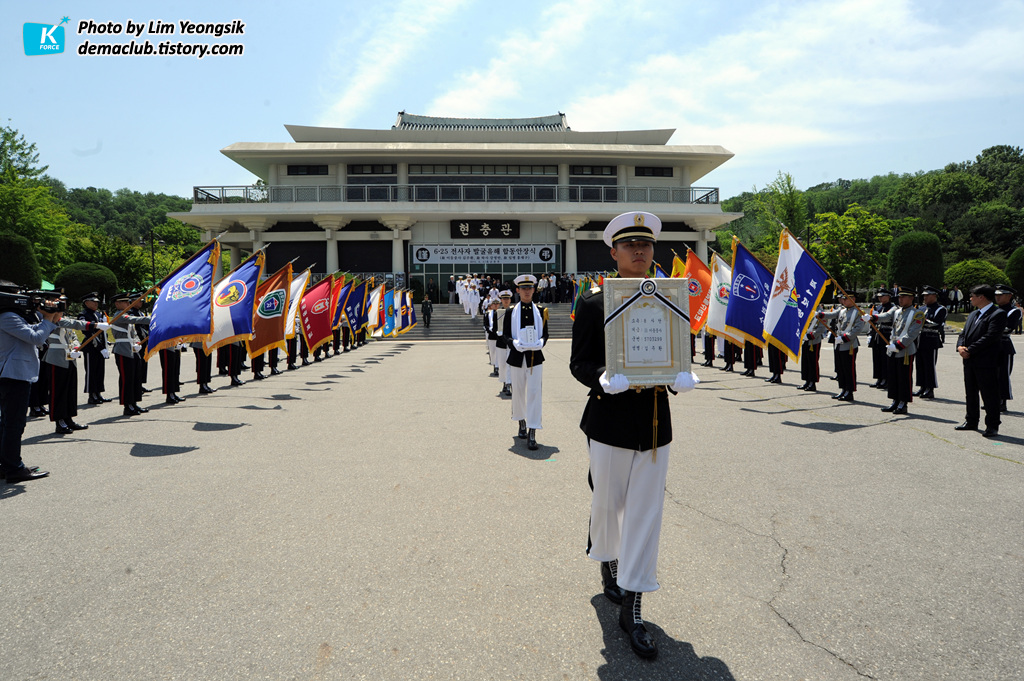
[193,184,720,205]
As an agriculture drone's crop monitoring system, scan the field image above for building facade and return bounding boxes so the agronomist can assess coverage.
[168,112,742,290]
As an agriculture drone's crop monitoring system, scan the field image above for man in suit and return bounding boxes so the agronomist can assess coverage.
[994,285,1020,413]
[955,284,1007,438]
[569,211,699,660]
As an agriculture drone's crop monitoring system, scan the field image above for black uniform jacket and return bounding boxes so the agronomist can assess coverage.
[957,305,1007,368]
[502,302,549,368]
[569,288,672,451]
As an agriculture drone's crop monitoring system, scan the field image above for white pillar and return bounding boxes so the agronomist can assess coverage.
[554,216,589,273]
[228,245,241,270]
[239,218,275,254]
[379,215,416,274]
[314,216,350,274]
[697,230,710,263]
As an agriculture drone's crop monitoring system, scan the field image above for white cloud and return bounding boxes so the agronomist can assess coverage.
[318,0,469,127]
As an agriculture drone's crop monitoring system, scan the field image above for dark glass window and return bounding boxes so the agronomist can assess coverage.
[634,167,674,177]
[348,164,396,175]
[287,165,328,176]
[570,166,615,176]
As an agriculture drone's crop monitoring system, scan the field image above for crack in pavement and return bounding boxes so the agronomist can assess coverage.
[665,491,877,679]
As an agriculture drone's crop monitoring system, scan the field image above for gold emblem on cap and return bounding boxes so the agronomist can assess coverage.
[634,213,645,226]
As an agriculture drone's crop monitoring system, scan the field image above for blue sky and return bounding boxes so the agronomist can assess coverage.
[4,0,1023,200]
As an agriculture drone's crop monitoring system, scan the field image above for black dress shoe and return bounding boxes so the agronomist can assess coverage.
[312,355,322,363]
[893,402,908,415]
[173,394,186,403]
[798,382,809,390]
[55,420,73,435]
[2,466,49,482]
[724,365,734,372]
[301,359,311,366]
[240,363,249,371]
[881,401,898,413]
[913,389,924,397]
[253,372,267,380]
[270,368,283,376]
[837,392,854,402]
[920,390,934,399]
[166,396,178,405]
[101,395,112,403]
[517,420,527,439]
[135,405,149,414]
[198,385,215,395]
[141,386,152,394]
[230,377,246,387]
[601,561,625,604]
[806,383,817,392]
[982,428,999,438]
[88,394,104,405]
[29,407,46,418]
[286,363,298,371]
[831,391,845,400]
[954,422,978,431]
[619,591,657,659]
[527,429,538,450]
[1000,399,1008,413]
[123,407,137,417]
[68,420,88,431]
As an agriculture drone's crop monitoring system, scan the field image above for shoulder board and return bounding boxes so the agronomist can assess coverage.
[590,286,601,295]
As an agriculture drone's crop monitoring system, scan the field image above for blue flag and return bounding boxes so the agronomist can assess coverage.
[204,252,266,352]
[333,279,353,328]
[382,289,396,336]
[724,239,773,348]
[763,230,831,362]
[345,280,367,333]
[144,242,221,361]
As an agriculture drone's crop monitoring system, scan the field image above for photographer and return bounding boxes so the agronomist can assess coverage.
[0,281,62,482]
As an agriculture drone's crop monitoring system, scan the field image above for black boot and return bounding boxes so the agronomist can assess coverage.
[881,400,898,412]
[798,382,809,390]
[527,429,538,450]
[806,383,816,392]
[517,420,527,439]
[893,401,908,415]
[601,560,625,604]
[619,591,657,659]
[54,419,73,435]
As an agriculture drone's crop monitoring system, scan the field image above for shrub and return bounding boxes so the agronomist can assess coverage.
[888,231,945,289]
[944,259,1010,291]
[1006,246,1024,293]
[0,232,42,288]
[53,262,119,301]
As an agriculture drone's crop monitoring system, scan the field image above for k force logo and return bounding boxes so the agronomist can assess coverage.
[24,17,68,55]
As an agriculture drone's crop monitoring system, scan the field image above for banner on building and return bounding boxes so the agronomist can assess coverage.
[413,244,557,266]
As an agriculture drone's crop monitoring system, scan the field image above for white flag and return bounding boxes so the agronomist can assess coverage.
[707,253,744,346]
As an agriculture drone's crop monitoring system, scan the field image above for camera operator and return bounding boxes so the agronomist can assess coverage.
[0,281,63,482]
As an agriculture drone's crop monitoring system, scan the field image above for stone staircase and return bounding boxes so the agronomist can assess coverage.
[377,303,574,341]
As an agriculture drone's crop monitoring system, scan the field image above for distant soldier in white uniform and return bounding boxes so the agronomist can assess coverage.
[502,275,548,450]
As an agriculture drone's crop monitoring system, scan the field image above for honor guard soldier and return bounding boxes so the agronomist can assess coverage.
[496,290,513,395]
[569,211,700,660]
[955,285,1007,437]
[191,341,217,394]
[110,291,151,416]
[765,344,787,384]
[158,343,186,403]
[914,285,947,399]
[484,298,501,377]
[701,330,715,367]
[43,295,110,434]
[502,274,549,450]
[79,292,111,404]
[798,316,827,391]
[869,288,895,389]
[868,286,926,414]
[994,285,1019,412]
[817,293,867,401]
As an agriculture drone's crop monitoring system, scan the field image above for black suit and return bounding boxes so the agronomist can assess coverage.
[957,305,1007,429]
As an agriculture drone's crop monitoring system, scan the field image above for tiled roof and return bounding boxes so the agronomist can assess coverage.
[392,112,569,132]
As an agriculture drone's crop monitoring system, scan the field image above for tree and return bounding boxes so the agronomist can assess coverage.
[1006,246,1024,294]
[53,262,118,301]
[944,259,1010,291]
[0,122,48,182]
[0,173,69,277]
[888,232,944,289]
[750,171,808,254]
[809,203,892,293]
[0,232,42,287]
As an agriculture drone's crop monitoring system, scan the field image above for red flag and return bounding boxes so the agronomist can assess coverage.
[246,263,292,358]
[298,275,335,353]
[683,250,713,334]
[329,274,345,329]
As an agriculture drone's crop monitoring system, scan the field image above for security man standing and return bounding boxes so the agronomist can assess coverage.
[869,286,925,414]
[502,274,548,450]
[817,293,867,402]
[956,285,1007,437]
[569,211,699,660]
[915,285,947,399]
[994,285,1020,413]
[869,288,894,389]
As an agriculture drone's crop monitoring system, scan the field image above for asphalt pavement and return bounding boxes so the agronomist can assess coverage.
[2,337,1022,681]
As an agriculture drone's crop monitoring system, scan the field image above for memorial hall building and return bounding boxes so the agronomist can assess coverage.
[169,112,742,290]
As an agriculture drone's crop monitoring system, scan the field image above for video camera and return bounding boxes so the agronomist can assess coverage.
[0,283,67,319]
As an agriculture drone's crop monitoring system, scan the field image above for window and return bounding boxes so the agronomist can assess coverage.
[408,164,556,176]
[287,165,328,176]
[570,166,615,176]
[635,166,674,177]
[347,164,396,175]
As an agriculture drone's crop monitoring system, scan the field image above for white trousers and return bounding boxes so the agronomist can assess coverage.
[587,440,670,593]
[499,348,509,383]
[487,339,498,368]
[509,363,543,429]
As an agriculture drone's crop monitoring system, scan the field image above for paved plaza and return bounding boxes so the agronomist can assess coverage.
[2,337,1022,680]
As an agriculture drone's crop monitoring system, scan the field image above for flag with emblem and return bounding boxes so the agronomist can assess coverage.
[382,289,397,337]
[297,275,336,353]
[763,229,831,362]
[706,253,744,346]
[670,253,686,279]
[203,251,266,353]
[333,277,354,331]
[406,291,417,331]
[654,262,669,278]
[144,241,221,361]
[683,249,713,335]
[246,263,292,358]
[344,279,367,334]
[284,268,310,340]
[724,238,773,348]
[366,283,385,336]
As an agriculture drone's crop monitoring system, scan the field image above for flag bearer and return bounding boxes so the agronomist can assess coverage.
[868,286,925,414]
[914,285,946,399]
[817,293,866,402]
[502,274,548,450]
[569,211,700,660]
[798,316,826,391]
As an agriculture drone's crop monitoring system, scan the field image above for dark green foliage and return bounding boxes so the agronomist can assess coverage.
[888,232,944,290]
[944,259,1010,291]
[53,262,118,301]
[0,231,42,287]
[1006,246,1024,293]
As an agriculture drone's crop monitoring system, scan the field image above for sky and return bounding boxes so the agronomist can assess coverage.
[4,0,1023,201]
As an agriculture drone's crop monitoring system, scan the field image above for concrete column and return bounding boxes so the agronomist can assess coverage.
[680,165,692,188]
[696,230,710,263]
[397,162,409,201]
[268,164,279,186]
[239,218,275,254]
[379,215,416,274]
[315,216,350,274]
[554,216,589,273]
[228,245,241,270]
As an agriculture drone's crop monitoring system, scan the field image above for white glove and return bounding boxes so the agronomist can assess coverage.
[132,343,142,353]
[69,350,82,359]
[101,349,110,359]
[95,322,111,331]
[861,314,873,322]
[886,342,897,354]
[512,340,525,353]
[599,371,630,395]
[672,371,700,393]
